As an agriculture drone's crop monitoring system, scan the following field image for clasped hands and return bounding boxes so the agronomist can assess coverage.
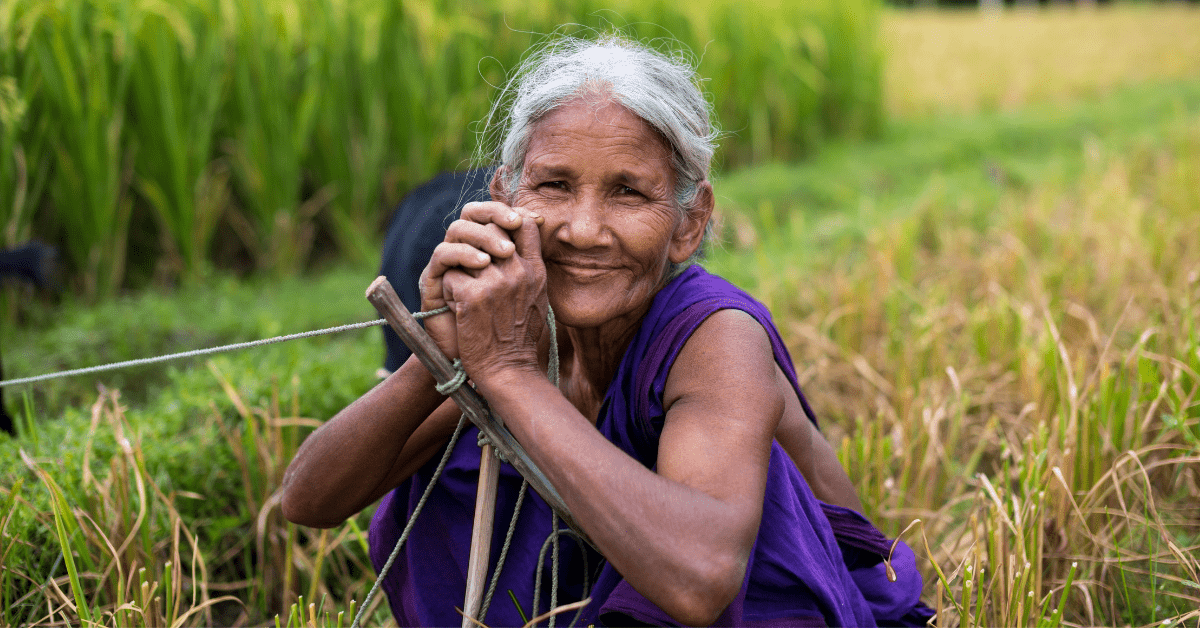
[419,202,551,388]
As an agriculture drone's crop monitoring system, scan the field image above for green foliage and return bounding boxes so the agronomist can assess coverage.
[1,330,382,624]
[20,0,137,297]
[1,0,881,294]
[128,0,229,282]
[6,9,1199,624]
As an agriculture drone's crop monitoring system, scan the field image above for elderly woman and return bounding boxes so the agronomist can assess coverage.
[282,36,932,627]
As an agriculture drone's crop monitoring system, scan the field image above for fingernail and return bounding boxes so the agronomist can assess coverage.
[477,252,489,263]
[507,211,518,222]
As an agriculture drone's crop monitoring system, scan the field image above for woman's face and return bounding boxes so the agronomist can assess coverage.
[509,97,705,330]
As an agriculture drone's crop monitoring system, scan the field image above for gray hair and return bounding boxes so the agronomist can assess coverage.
[482,34,719,273]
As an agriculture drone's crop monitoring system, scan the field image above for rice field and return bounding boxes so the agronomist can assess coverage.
[2,3,1200,627]
[0,0,879,294]
[883,4,1200,116]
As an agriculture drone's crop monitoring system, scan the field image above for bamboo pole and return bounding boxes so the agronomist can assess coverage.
[462,444,501,627]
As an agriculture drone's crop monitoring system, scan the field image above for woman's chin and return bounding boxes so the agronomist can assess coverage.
[549,292,652,332]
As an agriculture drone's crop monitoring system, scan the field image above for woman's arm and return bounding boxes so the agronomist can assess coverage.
[471,308,783,626]
[280,339,461,528]
[281,204,530,529]
[774,383,864,513]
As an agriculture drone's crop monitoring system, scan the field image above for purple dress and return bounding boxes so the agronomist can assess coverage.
[369,266,934,627]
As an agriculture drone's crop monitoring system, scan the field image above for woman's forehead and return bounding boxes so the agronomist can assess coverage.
[523,98,674,184]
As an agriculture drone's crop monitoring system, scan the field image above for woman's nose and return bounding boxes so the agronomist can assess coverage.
[554,193,609,249]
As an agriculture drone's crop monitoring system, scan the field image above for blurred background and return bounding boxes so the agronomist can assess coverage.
[1,0,1198,625]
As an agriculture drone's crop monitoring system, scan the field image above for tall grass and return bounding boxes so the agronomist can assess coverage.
[5,108,1197,624]
[128,0,229,282]
[20,0,137,297]
[1,0,879,294]
[6,5,1199,626]
[711,114,1200,626]
[1,374,388,625]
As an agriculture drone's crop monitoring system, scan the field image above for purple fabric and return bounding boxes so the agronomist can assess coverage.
[369,265,933,627]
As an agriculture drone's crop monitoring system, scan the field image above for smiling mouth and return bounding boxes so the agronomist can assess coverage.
[548,261,618,280]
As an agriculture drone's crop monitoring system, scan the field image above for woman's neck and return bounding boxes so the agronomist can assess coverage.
[554,305,646,421]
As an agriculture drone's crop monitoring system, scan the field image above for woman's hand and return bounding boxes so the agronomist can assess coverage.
[441,205,549,386]
[419,202,546,378]
[419,202,528,359]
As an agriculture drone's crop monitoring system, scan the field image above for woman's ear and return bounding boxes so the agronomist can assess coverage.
[489,165,511,203]
[669,181,714,264]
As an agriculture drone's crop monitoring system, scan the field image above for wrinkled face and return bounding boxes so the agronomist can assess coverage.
[510,97,702,330]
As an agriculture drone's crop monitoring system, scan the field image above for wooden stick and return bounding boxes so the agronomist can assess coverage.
[462,444,501,627]
[364,276,592,541]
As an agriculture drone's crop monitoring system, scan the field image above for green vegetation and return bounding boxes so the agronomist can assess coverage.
[3,4,1200,626]
[0,0,878,294]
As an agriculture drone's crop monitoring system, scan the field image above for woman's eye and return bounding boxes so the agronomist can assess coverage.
[540,181,566,190]
[618,186,640,196]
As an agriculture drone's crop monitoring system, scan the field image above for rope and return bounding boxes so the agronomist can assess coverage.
[0,306,453,389]
[437,359,468,396]
[549,512,561,628]
[532,525,590,627]
[0,319,386,388]
[473,303,570,626]
[478,477,527,619]
[4,292,592,623]
[351,412,470,628]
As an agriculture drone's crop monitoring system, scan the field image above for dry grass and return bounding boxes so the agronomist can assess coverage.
[884,4,1200,117]
[775,114,1200,627]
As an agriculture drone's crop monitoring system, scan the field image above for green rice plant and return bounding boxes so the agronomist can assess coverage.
[1,0,886,288]
[305,0,389,265]
[224,0,321,277]
[202,361,382,622]
[0,376,381,625]
[376,0,502,196]
[274,594,357,628]
[11,390,240,626]
[0,1,55,250]
[20,0,137,297]
[25,448,95,623]
[709,98,1200,624]
[128,0,229,282]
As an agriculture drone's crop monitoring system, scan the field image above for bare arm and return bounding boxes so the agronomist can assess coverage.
[774,380,864,513]
[281,203,530,529]
[280,357,463,528]
[474,310,782,626]
[435,210,780,623]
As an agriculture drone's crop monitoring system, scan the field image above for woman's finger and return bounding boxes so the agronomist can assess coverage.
[460,201,526,231]
[510,212,544,265]
[420,242,491,313]
[461,201,544,231]
[429,241,493,274]
[445,219,516,260]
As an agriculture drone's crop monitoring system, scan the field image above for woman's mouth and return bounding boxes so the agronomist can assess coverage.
[547,260,617,280]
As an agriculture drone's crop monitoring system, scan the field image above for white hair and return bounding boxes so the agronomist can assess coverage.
[482,34,719,272]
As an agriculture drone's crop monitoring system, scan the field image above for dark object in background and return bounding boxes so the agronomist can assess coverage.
[0,240,61,436]
[379,167,494,373]
[0,240,59,292]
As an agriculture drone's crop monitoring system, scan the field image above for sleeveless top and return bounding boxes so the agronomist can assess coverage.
[369,265,934,627]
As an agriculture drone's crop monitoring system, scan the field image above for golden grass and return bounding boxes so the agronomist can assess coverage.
[785,116,1200,626]
[883,4,1200,117]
